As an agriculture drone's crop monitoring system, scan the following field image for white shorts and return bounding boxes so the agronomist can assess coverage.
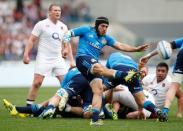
[112,86,155,118]
[35,58,68,76]
[172,73,183,84]
[112,87,138,110]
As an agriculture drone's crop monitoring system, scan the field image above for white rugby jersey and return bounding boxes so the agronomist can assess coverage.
[32,18,68,60]
[142,74,172,109]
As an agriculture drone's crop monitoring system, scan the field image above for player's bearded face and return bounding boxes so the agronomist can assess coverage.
[98,23,108,35]
[50,6,61,20]
[156,67,168,82]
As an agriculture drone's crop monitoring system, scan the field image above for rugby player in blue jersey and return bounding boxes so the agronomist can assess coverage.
[63,16,149,125]
[38,67,93,118]
[140,37,183,121]
[105,52,164,120]
[3,67,93,118]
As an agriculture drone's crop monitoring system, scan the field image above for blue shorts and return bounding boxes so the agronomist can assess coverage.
[62,74,91,99]
[110,65,143,94]
[173,48,183,74]
[76,55,100,82]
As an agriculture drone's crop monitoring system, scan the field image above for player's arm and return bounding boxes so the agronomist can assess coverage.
[62,27,76,68]
[23,34,38,64]
[139,49,158,68]
[67,44,76,68]
[113,41,149,52]
[63,26,90,43]
[62,42,76,67]
[106,35,149,52]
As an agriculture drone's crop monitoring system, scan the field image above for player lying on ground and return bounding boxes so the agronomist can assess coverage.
[3,67,110,119]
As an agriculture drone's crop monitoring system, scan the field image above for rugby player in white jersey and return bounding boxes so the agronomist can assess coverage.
[142,62,183,118]
[127,62,183,119]
[23,4,75,106]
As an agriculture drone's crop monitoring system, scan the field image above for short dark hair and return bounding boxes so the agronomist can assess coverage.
[156,62,169,71]
[48,4,61,11]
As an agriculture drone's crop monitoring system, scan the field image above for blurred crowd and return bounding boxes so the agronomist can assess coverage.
[0,0,93,61]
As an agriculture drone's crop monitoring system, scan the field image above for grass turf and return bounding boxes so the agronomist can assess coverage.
[0,87,183,131]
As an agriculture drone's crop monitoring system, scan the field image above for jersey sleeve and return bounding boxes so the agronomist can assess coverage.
[70,26,90,37]
[31,21,42,37]
[105,60,110,68]
[61,75,68,88]
[106,35,116,47]
[174,37,183,48]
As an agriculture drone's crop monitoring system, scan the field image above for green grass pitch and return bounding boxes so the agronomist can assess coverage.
[0,87,183,131]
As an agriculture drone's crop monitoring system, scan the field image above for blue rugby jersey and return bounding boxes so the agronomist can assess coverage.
[61,68,81,87]
[71,26,116,60]
[106,52,138,69]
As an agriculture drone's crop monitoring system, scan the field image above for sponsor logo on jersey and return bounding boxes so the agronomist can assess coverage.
[88,34,94,38]
[91,58,97,63]
[52,32,60,40]
[89,42,100,49]
[151,89,158,96]
[101,38,107,45]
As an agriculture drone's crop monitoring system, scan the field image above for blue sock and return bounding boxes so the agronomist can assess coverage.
[143,101,157,113]
[47,104,55,109]
[33,106,45,117]
[162,107,169,114]
[92,108,100,122]
[16,106,32,114]
[31,104,40,113]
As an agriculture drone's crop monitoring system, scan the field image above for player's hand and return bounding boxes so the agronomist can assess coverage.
[139,56,149,67]
[136,44,149,52]
[92,63,105,76]
[23,55,30,64]
[137,109,146,120]
[62,49,68,59]
[69,61,76,68]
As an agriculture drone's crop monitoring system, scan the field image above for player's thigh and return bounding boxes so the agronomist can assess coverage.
[53,59,68,77]
[172,73,183,85]
[76,55,99,82]
[173,49,183,84]
[35,61,52,76]
[133,91,145,106]
[113,90,138,110]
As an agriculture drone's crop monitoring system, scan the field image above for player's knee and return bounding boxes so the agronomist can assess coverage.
[32,81,42,88]
[90,78,103,92]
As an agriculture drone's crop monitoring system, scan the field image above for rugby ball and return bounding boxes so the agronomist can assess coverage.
[157,40,172,59]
